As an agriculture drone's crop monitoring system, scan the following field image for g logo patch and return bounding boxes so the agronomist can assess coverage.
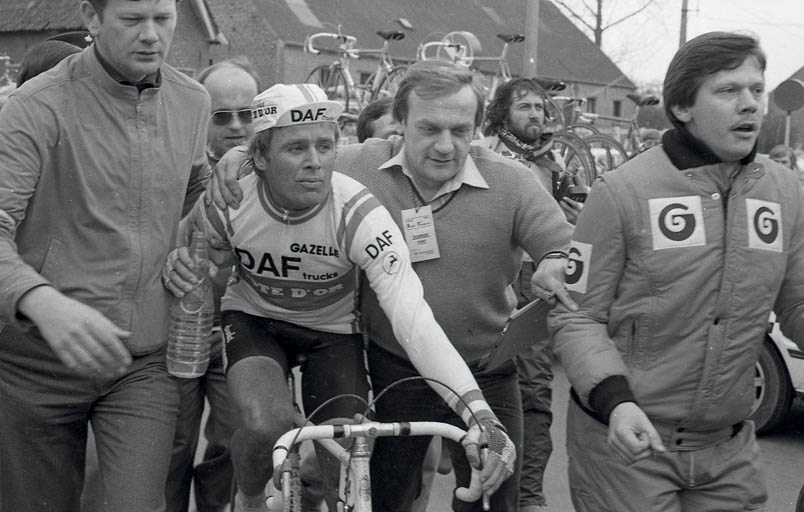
[565,242,592,294]
[746,199,782,252]
[649,196,706,250]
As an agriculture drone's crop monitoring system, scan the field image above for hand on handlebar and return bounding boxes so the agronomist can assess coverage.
[457,418,516,502]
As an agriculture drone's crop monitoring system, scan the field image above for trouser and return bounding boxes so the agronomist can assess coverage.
[515,341,553,507]
[566,399,768,512]
[367,342,523,512]
[0,324,179,512]
[165,333,236,512]
[514,261,554,507]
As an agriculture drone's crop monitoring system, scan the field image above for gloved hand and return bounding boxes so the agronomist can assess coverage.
[456,418,516,501]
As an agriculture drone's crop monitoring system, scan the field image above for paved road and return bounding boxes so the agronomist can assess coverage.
[427,360,804,511]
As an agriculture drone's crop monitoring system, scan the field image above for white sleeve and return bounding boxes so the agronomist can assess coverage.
[347,198,494,426]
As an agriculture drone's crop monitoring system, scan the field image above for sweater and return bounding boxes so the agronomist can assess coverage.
[337,136,573,363]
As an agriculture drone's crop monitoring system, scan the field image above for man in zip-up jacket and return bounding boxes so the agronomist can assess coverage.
[0,1,210,511]
[550,31,804,512]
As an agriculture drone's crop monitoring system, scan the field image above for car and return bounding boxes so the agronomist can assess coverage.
[749,314,804,434]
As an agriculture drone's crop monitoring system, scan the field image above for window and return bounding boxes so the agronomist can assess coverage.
[613,100,622,118]
[586,97,597,114]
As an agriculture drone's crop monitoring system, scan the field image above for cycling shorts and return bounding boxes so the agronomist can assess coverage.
[221,310,370,421]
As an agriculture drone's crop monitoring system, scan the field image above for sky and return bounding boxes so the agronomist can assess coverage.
[555,0,804,92]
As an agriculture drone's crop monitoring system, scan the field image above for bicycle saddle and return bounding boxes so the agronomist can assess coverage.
[626,93,660,107]
[498,33,525,44]
[377,30,405,41]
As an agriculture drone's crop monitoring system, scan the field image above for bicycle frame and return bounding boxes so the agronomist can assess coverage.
[268,420,485,512]
[305,28,401,111]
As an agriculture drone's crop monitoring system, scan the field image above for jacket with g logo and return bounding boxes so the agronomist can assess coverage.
[550,138,804,432]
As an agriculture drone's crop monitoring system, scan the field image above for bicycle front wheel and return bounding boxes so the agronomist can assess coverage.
[552,132,596,187]
[305,65,352,112]
[369,66,407,102]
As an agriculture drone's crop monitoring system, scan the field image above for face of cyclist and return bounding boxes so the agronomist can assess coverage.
[82,0,176,83]
[401,85,477,199]
[506,90,545,144]
[671,55,765,163]
[253,123,337,212]
[370,112,402,139]
[204,67,258,160]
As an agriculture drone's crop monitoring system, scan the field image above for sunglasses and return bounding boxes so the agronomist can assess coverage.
[211,109,253,126]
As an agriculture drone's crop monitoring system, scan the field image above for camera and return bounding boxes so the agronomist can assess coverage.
[555,175,588,203]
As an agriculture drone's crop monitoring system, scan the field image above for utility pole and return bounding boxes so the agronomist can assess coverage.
[523,0,540,77]
[679,0,689,47]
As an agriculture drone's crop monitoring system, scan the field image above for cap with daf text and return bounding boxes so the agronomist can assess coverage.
[251,83,343,133]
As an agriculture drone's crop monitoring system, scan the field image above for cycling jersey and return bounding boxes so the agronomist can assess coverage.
[184,170,492,423]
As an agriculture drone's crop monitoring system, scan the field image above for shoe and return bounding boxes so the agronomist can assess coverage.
[233,490,268,512]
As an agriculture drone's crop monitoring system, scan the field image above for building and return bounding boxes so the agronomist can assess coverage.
[0,0,635,118]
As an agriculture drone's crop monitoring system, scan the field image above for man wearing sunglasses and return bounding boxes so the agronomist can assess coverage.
[164,57,260,512]
[199,57,260,167]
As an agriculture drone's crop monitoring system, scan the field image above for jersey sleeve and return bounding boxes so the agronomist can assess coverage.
[344,191,494,426]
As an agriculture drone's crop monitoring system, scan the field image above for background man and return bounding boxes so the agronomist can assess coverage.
[0,0,210,511]
[164,57,260,512]
[356,97,402,142]
[550,31,804,511]
[482,77,584,511]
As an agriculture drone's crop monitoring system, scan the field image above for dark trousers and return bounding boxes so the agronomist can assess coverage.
[0,325,179,512]
[367,342,523,512]
[514,261,555,507]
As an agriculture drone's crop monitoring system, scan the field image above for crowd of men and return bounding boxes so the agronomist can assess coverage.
[1,1,803,512]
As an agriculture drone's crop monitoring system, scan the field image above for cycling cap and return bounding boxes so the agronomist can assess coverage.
[251,83,343,133]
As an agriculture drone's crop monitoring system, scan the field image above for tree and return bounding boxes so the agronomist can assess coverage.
[551,0,655,48]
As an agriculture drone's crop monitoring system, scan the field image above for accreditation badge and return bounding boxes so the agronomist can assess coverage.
[401,205,440,262]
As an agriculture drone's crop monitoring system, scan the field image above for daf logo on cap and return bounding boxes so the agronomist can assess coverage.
[290,108,335,123]
[251,83,344,133]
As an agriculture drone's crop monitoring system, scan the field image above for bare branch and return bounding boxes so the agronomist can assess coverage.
[552,0,595,31]
[580,0,598,17]
[603,0,655,30]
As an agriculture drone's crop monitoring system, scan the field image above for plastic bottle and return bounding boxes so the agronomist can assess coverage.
[166,231,214,378]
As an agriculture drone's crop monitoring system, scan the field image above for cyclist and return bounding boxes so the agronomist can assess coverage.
[163,83,516,512]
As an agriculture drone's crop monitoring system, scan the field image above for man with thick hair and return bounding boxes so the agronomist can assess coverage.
[550,31,804,511]
[482,76,584,511]
[211,59,575,511]
[164,57,259,512]
[0,0,210,510]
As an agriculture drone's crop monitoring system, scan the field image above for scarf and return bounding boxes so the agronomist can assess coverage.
[497,128,555,163]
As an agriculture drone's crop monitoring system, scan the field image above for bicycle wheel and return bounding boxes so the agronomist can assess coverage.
[552,131,596,187]
[436,31,480,66]
[369,66,407,102]
[583,134,629,178]
[305,65,352,112]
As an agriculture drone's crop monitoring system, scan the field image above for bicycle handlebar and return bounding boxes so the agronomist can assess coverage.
[269,420,487,509]
[417,41,464,61]
[305,32,358,57]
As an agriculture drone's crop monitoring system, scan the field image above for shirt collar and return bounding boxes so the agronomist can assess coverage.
[93,44,160,91]
[378,144,489,202]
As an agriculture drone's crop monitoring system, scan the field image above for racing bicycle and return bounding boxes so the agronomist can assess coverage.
[305,26,407,113]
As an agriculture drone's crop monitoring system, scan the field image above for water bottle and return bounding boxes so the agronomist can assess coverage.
[166,231,214,378]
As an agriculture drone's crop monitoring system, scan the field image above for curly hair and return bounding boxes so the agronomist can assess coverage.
[483,77,547,137]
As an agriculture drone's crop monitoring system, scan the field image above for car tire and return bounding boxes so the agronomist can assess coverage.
[749,337,793,434]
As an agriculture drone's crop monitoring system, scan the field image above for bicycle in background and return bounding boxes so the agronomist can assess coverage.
[305,26,407,113]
